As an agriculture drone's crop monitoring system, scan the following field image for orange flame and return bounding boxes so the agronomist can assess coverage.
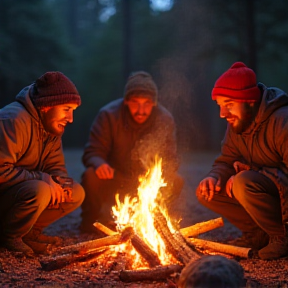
[112,155,176,268]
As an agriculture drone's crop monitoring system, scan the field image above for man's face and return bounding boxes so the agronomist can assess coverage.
[125,96,155,124]
[39,103,78,136]
[216,96,257,134]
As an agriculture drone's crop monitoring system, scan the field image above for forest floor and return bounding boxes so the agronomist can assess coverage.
[1,149,288,287]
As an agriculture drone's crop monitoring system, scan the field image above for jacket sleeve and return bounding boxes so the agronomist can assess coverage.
[208,126,240,185]
[0,117,39,187]
[82,110,112,169]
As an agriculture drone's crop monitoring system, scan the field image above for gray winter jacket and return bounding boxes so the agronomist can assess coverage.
[82,98,180,185]
[0,86,68,191]
[208,83,288,223]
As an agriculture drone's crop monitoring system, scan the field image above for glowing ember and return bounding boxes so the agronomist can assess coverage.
[112,155,177,268]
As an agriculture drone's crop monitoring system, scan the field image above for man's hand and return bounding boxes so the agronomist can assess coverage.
[41,173,65,205]
[95,163,115,179]
[225,175,234,198]
[198,177,221,202]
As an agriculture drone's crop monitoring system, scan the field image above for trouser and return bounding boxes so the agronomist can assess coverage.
[81,167,139,226]
[0,179,85,238]
[196,170,284,236]
[81,167,184,226]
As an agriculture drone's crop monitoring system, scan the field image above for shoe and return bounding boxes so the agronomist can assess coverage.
[2,237,34,257]
[23,239,50,255]
[23,228,62,246]
[228,229,269,250]
[258,235,288,260]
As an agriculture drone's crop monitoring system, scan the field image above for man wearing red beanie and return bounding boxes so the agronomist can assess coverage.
[196,62,288,260]
[0,72,84,257]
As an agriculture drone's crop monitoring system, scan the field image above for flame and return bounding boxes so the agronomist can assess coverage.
[112,155,176,268]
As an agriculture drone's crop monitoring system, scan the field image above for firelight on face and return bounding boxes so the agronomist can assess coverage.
[125,96,155,124]
[216,96,256,134]
[39,103,78,136]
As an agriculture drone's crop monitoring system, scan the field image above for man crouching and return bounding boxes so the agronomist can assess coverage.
[0,72,85,257]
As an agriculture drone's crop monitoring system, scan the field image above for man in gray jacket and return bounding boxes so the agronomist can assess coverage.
[197,62,288,260]
[0,72,85,256]
[80,71,183,232]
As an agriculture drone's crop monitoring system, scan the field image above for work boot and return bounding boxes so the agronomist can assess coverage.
[2,237,35,257]
[258,235,288,260]
[228,229,269,250]
[23,228,62,246]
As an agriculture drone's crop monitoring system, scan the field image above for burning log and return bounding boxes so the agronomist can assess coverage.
[58,227,133,255]
[40,248,107,271]
[153,207,200,265]
[119,264,183,282]
[180,217,224,238]
[131,234,161,267]
[93,222,161,268]
[40,227,133,271]
[186,238,252,259]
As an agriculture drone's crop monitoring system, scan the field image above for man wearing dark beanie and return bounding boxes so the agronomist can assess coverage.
[0,72,84,256]
[196,62,288,260]
[80,71,183,232]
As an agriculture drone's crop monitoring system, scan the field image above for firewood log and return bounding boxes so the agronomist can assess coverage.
[119,264,183,282]
[58,226,133,255]
[186,237,252,258]
[180,217,224,238]
[93,221,117,236]
[40,248,107,271]
[93,222,161,267]
[130,234,161,268]
[153,207,200,265]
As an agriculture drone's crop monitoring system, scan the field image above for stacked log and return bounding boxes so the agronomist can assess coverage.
[153,207,200,265]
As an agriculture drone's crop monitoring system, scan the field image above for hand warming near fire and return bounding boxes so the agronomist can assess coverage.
[80,71,183,233]
[196,62,288,260]
[0,72,85,257]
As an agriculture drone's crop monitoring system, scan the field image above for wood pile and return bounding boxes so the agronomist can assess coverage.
[40,216,252,283]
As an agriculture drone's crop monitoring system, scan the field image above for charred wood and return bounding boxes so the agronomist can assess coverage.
[58,226,133,255]
[119,264,183,282]
[130,234,161,268]
[40,248,107,271]
[153,207,199,265]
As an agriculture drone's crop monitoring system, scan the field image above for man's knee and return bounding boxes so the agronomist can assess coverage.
[232,170,255,200]
[18,180,51,207]
[72,182,85,206]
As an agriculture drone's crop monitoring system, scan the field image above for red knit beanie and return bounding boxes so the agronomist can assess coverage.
[30,72,81,108]
[124,71,158,103]
[211,62,261,102]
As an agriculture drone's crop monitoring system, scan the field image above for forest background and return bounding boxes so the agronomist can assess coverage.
[1,0,288,153]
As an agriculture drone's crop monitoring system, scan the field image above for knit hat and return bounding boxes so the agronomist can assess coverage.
[30,72,81,108]
[124,71,158,103]
[212,62,261,102]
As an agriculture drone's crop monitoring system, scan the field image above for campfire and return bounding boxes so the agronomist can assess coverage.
[40,156,253,283]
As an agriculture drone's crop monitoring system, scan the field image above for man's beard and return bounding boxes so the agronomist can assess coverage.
[231,117,254,134]
[229,103,257,134]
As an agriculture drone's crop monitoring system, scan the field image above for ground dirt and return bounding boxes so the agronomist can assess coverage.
[1,149,288,287]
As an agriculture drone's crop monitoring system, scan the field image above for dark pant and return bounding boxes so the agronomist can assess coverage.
[81,167,184,226]
[0,180,84,238]
[196,170,284,236]
[80,167,139,226]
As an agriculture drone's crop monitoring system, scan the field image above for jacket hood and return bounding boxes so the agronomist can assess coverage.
[15,85,40,121]
[256,83,288,124]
